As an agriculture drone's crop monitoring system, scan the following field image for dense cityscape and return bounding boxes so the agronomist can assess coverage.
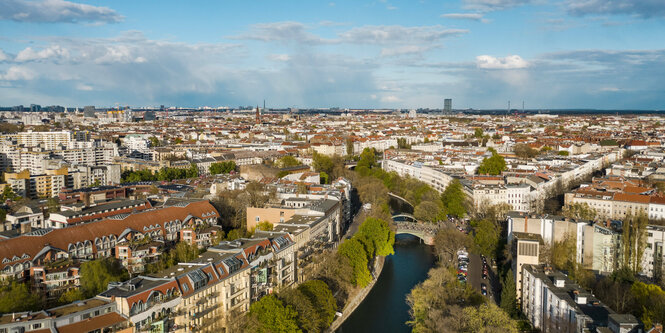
[0,106,663,333]
[2,1,665,333]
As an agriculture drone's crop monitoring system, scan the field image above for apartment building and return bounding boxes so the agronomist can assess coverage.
[0,200,219,280]
[0,297,133,333]
[521,265,640,333]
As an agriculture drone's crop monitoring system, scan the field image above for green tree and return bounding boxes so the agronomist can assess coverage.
[210,161,236,175]
[500,269,518,318]
[79,258,129,297]
[338,238,372,288]
[477,153,506,175]
[247,294,302,333]
[0,186,20,202]
[357,148,377,169]
[558,150,570,156]
[148,136,160,147]
[256,221,274,231]
[441,179,467,218]
[281,280,337,332]
[173,241,200,263]
[59,288,85,304]
[312,151,334,175]
[357,217,395,258]
[461,303,518,333]
[276,155,302,168]
[0,281,41,313]
[414,200,443,223]
[320,171,330,184]
[471,219,500,258]
[474,128,484,138]
[47,197,60,214]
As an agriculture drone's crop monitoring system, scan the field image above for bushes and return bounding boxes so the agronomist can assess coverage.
[247,280,337,333]
[338,217,394,288]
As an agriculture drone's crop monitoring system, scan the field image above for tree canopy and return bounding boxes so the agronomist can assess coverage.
[276,155,302,168]
[80,258,129,297]
[246,294,302,333]
[210,161,236,175]
[0,281,41,313]
[477,151,506,175]
[441,179,467,218]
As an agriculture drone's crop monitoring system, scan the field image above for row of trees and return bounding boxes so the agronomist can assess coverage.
[121,164,200,182]
[408,226,518,332]
[243,280,337,333]
[209,161,236,175]
[338,217,395,288]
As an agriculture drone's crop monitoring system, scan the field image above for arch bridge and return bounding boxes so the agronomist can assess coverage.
[392,220,440,245]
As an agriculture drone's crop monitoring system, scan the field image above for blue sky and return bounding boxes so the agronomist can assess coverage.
[0,0,664,109]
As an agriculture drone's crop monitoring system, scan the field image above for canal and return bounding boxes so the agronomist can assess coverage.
[337,233,435,333]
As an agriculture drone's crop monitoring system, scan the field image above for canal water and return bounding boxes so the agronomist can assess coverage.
[337,234,435,333]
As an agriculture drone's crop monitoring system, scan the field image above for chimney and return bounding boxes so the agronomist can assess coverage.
[575,294,587,304]
[20,222,31,234]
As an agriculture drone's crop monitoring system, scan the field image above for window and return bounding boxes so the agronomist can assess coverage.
[255,217,260,222]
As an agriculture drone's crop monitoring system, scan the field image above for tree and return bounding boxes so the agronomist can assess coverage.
[148,136,160,147]
[210,161,236,175]
[562,203,597,220]
[357,148,377,169]
[474,128,484,138]
[441,179,468,218]
[338,238,372,288]
[477,153,506,175]
[514,143,538,159]
[0,186,20,202]
[281,280,337,332]
[246,294,302,333]
[320,171,330,184]
[0,281,41,313]
[461,303,518,333]
[558,150,570,156]
[414,200,443,223]
[59,288,85,304]
[173,241,200,263]
[47,197,60,213]
[256,221,274,231]
[357,217,395,258]
[276,155,302,168]
[471,219,500,258]
[312,151,334,175]
[79,258,129,297]
[500,269,518,318]
[434,226,471,263]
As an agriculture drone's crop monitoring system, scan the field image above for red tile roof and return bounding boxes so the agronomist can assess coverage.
[0,200,219,271]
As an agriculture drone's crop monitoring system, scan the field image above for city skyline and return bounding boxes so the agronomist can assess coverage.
[1,0,664,109]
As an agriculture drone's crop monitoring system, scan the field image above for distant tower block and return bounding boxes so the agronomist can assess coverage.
[444,99,452,113]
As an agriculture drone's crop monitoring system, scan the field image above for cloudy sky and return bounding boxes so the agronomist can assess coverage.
[0,0,664,109]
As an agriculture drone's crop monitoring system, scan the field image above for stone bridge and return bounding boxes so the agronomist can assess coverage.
[393,221,440,245]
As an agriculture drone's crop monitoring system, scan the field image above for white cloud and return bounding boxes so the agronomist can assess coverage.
[381,95,401,102]
[441,13,489,23]
[0,66,36,80]
[340,25,468,45]
[0,49,9,62]
[268,54,291,62]
[76,83,93,91]
[16,45,69,62]
[567,0,665,18]
[231,21,329,44]
[476,54,529,69]
[463,0,532,12]
[380,45,432,57]
[0,0,122,23]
